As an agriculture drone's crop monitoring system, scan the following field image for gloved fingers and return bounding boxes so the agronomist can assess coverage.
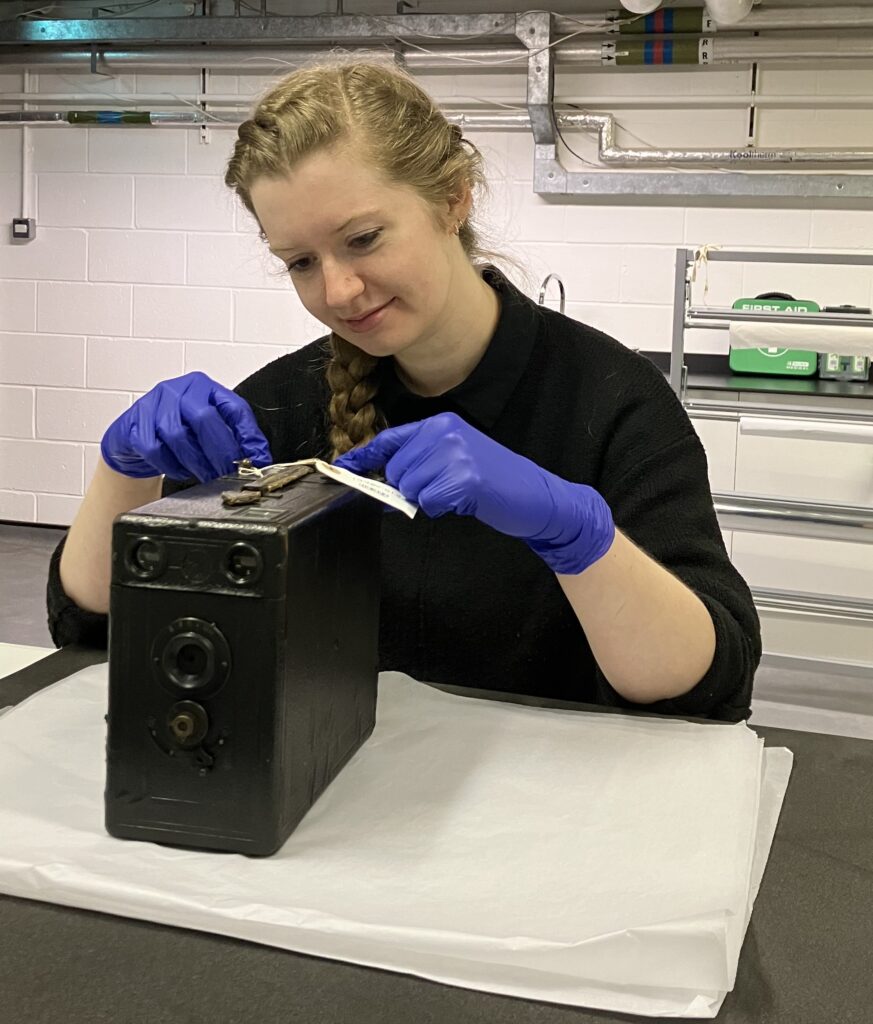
[210,383,273,467]
[152,388,221,482]
[414,477,469,519]
[129,401,194,481]
[178,385,247,480]
[333,421,423,475]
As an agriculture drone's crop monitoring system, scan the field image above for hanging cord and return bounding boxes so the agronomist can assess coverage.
[690,244,723,305]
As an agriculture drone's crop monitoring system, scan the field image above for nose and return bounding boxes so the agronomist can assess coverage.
[321,258,365,314]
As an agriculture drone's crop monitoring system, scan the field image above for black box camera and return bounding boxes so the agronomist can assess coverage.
[105,468,381,857]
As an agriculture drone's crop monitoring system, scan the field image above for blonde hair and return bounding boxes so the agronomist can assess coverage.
[225,57,508,459]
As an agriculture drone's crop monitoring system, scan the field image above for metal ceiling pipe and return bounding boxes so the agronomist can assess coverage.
[7,93,873,111]
[569,110,873,164]
[8,107,873,173]
[5,33,873,71]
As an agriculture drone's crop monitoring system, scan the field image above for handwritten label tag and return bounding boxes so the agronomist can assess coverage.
[312,460,418,518]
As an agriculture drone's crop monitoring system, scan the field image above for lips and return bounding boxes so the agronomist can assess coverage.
[344,300,391,323]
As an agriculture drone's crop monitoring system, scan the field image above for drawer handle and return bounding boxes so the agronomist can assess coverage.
[739,417,873,445]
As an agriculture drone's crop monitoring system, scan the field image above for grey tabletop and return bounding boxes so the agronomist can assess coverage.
[1,648,871,1024]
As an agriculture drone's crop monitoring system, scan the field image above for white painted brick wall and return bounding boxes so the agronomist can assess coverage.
[0,386,34,439]
[36,389,131,444]
[89,230,186,285]
[2,55,873,525]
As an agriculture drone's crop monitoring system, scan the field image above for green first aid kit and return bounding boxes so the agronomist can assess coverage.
[728,295,819,377]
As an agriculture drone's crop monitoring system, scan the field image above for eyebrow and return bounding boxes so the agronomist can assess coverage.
[268,211,382,256]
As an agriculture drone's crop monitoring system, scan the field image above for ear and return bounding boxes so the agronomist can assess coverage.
[447,182,473,227]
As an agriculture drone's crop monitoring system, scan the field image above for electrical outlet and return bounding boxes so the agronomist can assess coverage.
[12,218,36,244]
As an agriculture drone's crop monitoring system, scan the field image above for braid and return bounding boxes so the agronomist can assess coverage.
[325,333,385,459]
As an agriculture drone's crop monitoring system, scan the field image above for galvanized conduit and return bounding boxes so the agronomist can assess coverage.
[8,106,873,169]
[565,112,873,165]
[5,32,873,70]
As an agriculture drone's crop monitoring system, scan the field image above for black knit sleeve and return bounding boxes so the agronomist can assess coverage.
[591,363,762,722]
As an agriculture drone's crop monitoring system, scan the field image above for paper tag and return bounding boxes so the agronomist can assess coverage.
[312,460,418,518]
[238,458,418,518]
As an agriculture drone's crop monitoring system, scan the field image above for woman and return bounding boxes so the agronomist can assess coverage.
[48,59,760,720]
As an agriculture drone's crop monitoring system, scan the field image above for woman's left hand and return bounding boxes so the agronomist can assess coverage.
[334,412,615,575]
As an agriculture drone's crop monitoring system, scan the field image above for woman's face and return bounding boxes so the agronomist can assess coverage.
[249,145,464,358]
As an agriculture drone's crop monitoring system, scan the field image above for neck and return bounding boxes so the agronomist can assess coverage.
[393,262,501,398]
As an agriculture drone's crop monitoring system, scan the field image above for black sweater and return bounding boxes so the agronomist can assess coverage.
[47,267,761,721]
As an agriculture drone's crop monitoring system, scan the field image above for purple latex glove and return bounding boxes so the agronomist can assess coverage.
[334,412,615,575]
[100,371,273,482]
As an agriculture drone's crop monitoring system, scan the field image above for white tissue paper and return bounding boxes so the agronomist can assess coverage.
[729,320,873,357]
[0,665,792,1018]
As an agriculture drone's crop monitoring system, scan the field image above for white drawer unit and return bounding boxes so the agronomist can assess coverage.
[735,416,873,506]
[673,248,873,676]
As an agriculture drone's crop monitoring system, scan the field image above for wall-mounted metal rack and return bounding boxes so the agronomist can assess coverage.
[670,246,873,635]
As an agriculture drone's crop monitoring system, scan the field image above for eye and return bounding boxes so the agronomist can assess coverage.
[286,230,380,274]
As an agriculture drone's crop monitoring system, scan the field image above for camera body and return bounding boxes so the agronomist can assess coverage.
[105,471,381,857]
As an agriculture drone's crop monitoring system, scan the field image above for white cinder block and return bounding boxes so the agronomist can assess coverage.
[741,261,872,309]
[235,203,261,235]
[187,129,237,176]
[234,289,315,345]
[0,489,35,522]
[37,72,135,95]
[89,127,186,175]
[37,493,83,526]
[0,228,87,282]
[0,333,84,387]
[38,173,134,229]
[565,301,673,352]
[32,129,88,174]
[517,242,622,303]
[185,342,299,390]
[688,259,745,309]
[620,246,677,305]
[89,230,186,285]
[0,129,20,173]
[38,282,131,337]
[0,174,19,225]
[0,439,84,494]
[503,132,536,179]
[510,186,574,243]
[84,444,103,487]
[134,285,232,342]
[36,388,130,443]
[0,282,36,332]
[136,175,236,232]
[0,386,34,439]
[810,211,873,251]
[563,203,685,247]
[684,207,812,249]
[187,233,287,290]
[87,337,184,391]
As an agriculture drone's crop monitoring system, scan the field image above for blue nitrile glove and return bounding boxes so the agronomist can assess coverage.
[100,371,273,482]
[334,412,615,575]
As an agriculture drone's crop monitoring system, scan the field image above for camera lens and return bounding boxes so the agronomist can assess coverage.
[223,542,262,585]
[152,618,231,699]
[125,537,167,579]
[162,633,215,692]
[176,641,207,679]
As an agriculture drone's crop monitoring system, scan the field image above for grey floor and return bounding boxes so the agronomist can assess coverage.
[1,523,870,739]
[1,523,64,648]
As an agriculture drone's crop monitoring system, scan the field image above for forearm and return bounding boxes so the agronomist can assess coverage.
[557,529,716,704]
[60,459,163,615]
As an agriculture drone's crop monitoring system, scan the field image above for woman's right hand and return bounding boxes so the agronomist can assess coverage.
[100,371,273,482]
